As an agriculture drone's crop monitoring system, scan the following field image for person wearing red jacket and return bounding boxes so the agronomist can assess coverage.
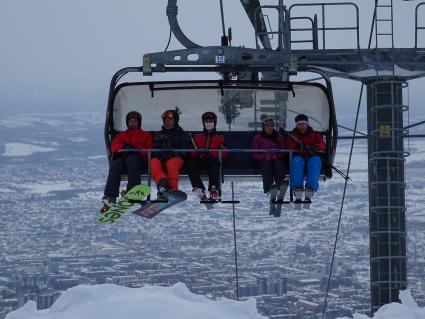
[285,114,326,202]
[251,117,287,194]
[186,112,227,200]
[102,111,152,208]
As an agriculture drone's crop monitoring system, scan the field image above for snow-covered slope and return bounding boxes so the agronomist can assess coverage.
[5,283,266,319]
[6,283,424,319]
[336,290,425,319]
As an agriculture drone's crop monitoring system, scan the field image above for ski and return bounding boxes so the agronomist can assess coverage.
[294,200,302,210]
[273,180,290,217]
[200,198,217,210]
[293,188,304,211]
[269,184,279,216]
[303,199,312,209]
[303,188,314,209]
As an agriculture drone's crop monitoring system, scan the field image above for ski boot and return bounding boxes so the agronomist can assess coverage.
[100,195,116,214]
[303,186,314,209]
[293,187,304,211]
[192,187,207,201]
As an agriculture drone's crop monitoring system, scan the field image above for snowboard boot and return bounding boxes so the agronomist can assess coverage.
[120,189,128,198]
[157,178,171,201]
[100,195,116,213]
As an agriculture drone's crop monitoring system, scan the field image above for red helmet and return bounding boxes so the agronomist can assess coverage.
[161,109,180,124]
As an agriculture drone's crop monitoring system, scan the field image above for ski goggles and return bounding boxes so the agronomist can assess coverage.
[162,111,175,120]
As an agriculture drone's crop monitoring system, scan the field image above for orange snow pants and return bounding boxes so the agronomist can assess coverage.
[150,157,184,190]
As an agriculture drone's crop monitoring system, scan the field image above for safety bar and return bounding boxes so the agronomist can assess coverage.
[415,3,425,48]
[115,148,328,190]
[289,2,360,50]
[119,148,295,153]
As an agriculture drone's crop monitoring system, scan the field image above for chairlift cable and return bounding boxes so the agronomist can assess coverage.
[338,124,367,136]
[403,119,425,130]
[321,1,378,317]
[283,131,350,181]
[321,85,363,319]
[231,182,240,301]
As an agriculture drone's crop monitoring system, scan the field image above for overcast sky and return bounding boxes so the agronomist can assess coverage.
[1,0,425,128]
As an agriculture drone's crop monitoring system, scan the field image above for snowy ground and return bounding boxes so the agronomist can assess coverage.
[337,290,425,319]
[5,284,266,319]
[5,284,424,319]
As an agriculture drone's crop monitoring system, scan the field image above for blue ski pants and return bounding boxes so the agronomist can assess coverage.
[290,155,322,191]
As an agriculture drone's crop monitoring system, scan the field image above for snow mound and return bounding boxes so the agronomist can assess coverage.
[22,181,73,195]
[2,143,57,156]
[337,290,425,319]
[6,283,266,319]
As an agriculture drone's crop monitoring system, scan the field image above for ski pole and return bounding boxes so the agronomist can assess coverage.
[282,130,351,181]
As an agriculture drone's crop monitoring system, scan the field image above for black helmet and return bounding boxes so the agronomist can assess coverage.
[126,111,142,129]
[161,108,180,124]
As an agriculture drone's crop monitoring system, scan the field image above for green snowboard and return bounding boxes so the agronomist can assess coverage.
[98,184,151,224]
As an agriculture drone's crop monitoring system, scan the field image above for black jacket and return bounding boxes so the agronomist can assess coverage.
[153,126,193,162]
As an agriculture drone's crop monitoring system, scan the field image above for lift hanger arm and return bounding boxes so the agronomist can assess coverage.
[240,0,272,50]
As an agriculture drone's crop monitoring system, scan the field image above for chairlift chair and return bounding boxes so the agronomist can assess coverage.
[104,68,337,183]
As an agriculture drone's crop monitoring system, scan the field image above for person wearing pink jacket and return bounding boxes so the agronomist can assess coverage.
[251,117,287,193]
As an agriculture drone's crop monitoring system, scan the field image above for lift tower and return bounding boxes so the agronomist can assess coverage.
[141,0,425,314]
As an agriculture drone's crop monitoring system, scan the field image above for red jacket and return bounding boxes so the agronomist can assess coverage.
[286,127,326,158]
[192,132,228,160]
[111,129,153,159]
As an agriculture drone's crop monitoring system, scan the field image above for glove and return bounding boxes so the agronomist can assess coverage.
[266,153,277,160]
[306,145,317,153]
[295,143,305,151]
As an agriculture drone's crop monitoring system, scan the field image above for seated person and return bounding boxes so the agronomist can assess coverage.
[101,111,152,211]
[151,108,192,199]
[286,114,325,203]
[251,117,287,194]
[186,112,227,200]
